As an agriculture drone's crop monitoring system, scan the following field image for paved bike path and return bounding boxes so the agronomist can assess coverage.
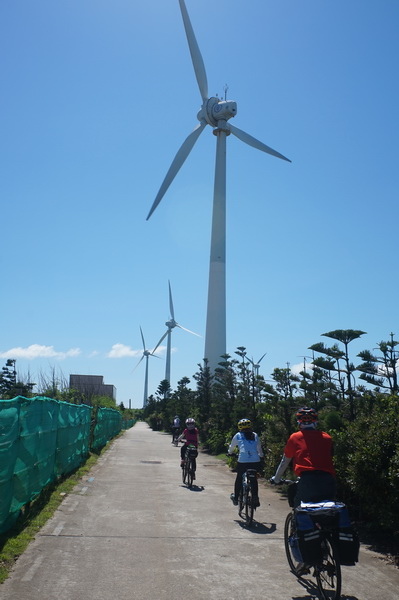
[0,422,398,600]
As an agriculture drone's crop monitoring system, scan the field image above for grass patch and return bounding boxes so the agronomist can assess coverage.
[214,451,229,462]
[0,439,118,584]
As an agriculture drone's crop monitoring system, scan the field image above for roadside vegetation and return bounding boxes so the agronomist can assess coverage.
[1,328,398,568]
[0,359,141,423]
[143,329,399,563]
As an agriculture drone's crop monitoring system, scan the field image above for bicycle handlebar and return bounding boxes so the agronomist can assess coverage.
[269,477,296,485]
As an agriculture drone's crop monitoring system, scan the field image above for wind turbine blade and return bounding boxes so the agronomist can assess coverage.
[132,355,145,372]
[152,330,168,354]
[139,326,146,350]
[257,352,267,364]
[247,357,255,367]
[176,323,201,337]
[179,0,208,102]
[168,280,175,320]
[146,121,206,220]
[228,124,291,162]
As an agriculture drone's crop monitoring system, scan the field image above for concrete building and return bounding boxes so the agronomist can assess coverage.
[69,374,116,401]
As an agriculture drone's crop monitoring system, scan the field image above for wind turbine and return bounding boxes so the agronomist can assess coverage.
[135,327,160,407]
[146,0,290,373]
[247,353,267,377]
[153,281,200,387]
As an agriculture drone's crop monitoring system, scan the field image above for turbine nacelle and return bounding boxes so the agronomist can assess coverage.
[166,318,177,329]
[198,97,237,127]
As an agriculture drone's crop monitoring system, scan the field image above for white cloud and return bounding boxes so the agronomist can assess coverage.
[107,343,167,358]
[107,343,141,358]
[0,345,81,360]
[290,361,313,375]
[153,345,167,356]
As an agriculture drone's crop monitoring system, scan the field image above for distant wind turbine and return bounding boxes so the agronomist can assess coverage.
[135,327,160,407]
[146,0,290,373]
[153,281,200,387]
[247,353,267,377]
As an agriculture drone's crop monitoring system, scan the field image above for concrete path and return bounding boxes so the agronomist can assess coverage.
[1,422,398,599]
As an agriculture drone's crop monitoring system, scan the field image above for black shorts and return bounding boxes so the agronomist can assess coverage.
[295,470,336,507]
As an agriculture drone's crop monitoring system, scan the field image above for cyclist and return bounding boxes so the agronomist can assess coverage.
[228,418,264,507]
[178,418,199,471]
[270,407,336,507]
[171,415,181,443]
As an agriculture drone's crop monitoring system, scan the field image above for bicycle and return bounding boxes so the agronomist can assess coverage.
[172,429,180,446]
[237,468,259,526]
[279,480,343,600]
[181,444,197,488]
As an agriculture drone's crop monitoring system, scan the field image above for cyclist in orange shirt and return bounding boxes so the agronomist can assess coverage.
[270,407,336,507]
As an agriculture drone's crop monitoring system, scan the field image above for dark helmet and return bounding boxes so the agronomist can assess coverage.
[296,407,318,425]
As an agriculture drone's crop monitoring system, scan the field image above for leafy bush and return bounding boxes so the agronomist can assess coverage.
[333,396,399,532]
[203,425,228,454]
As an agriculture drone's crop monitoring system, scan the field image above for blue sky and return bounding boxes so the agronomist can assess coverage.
[1,0,398,408]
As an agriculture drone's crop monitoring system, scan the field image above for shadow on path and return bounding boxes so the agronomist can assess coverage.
[291,574,359,600]
[180,484,205,493]
[234,520,276,534]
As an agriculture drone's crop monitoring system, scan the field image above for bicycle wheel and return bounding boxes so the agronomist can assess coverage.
[315,537,342,600]
[245,484,254,525]
[238,490,244,517]
[186,460,194,488]
[284,512,302,576]
[182,461,188,484]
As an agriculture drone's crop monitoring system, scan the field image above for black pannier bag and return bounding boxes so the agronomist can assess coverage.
[295,509,323,564]
[187,445,198,458]
[287,527,303,563]
[334,506,360,565]
[296,502,359,566]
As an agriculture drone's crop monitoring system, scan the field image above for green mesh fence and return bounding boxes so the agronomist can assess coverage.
[0,396,92,533]
[122,419,136,430]
[91,407,123,450]
[56,400,92,474]
[0,396,125,534]
[0,397,20,535]
[1,396,93,534]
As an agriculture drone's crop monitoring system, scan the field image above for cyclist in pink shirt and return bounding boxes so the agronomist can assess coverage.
[178,418,199,470]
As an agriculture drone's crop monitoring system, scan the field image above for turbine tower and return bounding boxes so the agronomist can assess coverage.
[135,327,160,407]
[146,0,290,373]
[153,281,200,387]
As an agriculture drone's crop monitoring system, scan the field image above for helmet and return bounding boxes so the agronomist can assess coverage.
[174,415,179,419]
[185,418,196,430]
[238,418,252,431]
[296,407,318,425]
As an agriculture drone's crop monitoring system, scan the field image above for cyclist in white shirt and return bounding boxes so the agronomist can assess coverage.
[228,418,264,506]
[171,415,181,443]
